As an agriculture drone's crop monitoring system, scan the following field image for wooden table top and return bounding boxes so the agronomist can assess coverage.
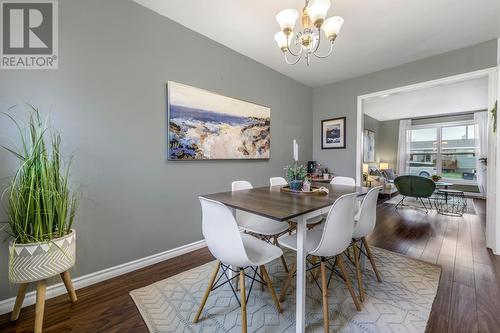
[201,183,369,221]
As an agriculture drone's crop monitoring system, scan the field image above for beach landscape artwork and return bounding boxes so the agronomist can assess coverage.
[167,82,271,160]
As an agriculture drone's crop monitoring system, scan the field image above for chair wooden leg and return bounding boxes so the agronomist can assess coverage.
[273,236,289,273]
[34,280,47,333]
[344,247,353,262]
[260,266,265,291]
[240,269,248,333]
[193,261,221,323]
[279,262,296,302]
[337,256,362,311]
[320,258,329,333]
[260,265,282,313]
[60,271,77,302]
[11,283,28,321]
[353,243,365,302]
[362,237,382,283]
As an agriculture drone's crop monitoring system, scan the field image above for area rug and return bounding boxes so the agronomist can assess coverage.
[130,247,440,333]
[385,195,476,214]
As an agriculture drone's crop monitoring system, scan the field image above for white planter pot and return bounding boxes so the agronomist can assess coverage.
[9,229,76,283]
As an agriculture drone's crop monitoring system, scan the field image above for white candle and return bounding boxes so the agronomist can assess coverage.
[293,139,298,162]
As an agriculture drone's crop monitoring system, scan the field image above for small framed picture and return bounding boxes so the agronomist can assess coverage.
[321,117,346,149]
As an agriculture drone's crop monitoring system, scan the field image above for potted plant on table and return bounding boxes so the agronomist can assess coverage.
[1,106,78,333]
[430,174,442,182]
[285,163,308,191]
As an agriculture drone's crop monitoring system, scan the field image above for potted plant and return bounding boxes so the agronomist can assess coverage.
[285,163,308,191]
[1,106,78,333]
[430,174,442,182]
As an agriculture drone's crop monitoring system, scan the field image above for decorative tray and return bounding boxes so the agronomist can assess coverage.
[280,185,328,196]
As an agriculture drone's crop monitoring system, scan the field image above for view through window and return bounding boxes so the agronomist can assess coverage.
[407,122,477,182]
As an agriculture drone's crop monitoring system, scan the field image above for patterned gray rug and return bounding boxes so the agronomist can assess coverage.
[385,195,476,214]
[130,247,441,332]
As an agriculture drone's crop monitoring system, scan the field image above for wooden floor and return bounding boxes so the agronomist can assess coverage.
[1,199,499,332]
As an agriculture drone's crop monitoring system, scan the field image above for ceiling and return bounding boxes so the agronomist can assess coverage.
[364,77,488,122]
[134,0,500,87]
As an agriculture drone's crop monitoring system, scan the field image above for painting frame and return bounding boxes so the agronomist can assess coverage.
[363,129,375,162]
[321,117,346,149]
[167,81,271,161]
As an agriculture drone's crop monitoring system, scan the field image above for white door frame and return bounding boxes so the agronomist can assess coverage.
[355,66,499,253]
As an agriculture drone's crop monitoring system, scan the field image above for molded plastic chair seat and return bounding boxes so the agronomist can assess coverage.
[279,229,324,253]
[237,211,290,236]
[233,180,290,236]
[241,233,283,266]
[195,197,283,331]
[349,186,383,303]
[330,176,356,186]
[278,193,362,331]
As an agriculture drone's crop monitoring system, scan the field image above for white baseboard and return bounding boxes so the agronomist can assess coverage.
[0,239,206,315]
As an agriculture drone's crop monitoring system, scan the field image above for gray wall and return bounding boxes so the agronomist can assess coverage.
[0,0,313,300]
[378,120,399,170]
[363,115,399,169]
[313,40,498,178]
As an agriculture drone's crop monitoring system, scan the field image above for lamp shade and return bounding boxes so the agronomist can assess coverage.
[362,164,369,174]
[305,0,331,27]
[379,162,389,170]
[322,16,344,40]
[274,31,288,51]
[276,8,299,34]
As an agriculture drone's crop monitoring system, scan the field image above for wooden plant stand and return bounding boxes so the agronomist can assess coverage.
[10,270,77,333]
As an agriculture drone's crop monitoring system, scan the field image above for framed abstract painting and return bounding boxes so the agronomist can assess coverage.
[321,117,346,149]
[167,82,271,160]
[363,129,375,162]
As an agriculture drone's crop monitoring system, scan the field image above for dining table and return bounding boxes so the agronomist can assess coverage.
[201,182,370,333]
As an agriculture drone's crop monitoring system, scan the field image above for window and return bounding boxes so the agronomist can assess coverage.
[408,128,437,178]
[407,121,477,183]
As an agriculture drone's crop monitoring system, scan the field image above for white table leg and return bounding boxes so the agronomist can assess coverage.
[295,215,307,333]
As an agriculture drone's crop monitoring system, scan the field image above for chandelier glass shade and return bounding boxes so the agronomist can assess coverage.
[274,0,344,65]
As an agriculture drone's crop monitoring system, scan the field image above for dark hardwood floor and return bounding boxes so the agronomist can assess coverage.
[1,199,499,332]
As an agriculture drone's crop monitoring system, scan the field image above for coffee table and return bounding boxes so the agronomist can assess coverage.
[434,189,467,216]
[434,181,452,189]
[434,182,453,201]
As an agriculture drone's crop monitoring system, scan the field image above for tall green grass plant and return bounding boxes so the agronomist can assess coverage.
[1,106,78,244]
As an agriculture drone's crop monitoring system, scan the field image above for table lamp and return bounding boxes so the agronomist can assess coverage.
[362,164,369,186]
[379,162,389,170]
[362,163,369,174]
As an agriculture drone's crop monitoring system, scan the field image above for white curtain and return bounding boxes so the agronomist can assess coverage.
[475,111,488,194]
[397,119,412,175]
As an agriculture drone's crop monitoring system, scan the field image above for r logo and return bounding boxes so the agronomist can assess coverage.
[1,1,58,69]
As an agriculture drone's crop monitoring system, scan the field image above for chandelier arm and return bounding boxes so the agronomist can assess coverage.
[313,40,335,58]
[284,52,303,65]
[286,33,302,57]
[312,28,322,54]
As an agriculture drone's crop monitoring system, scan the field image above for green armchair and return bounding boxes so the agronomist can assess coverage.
[394,175,436,213]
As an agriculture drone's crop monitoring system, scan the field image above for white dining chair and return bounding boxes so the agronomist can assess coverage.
[269,177,324,230]
[350,186,382,302]
[194,197,282,332]
[330,176,356,186]
[269,176,287,186]
[232,180,290,272]
[278,193,362,333]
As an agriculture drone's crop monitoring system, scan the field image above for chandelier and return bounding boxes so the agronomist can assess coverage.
[274,0,344,66]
